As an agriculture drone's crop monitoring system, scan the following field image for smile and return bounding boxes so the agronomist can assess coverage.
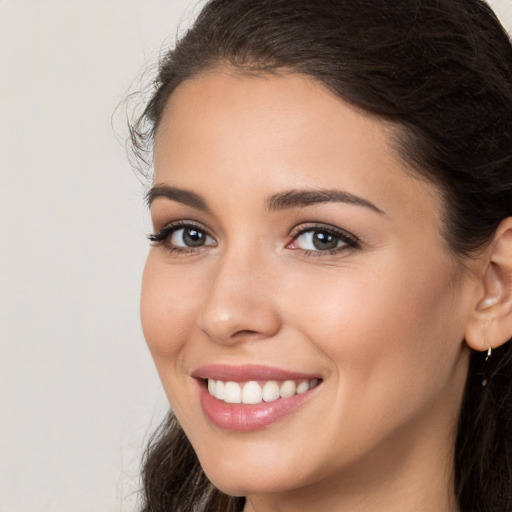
[207,378,320,404]
[193,366,323,431]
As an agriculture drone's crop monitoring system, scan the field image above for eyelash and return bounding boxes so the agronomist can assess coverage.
[147,221,359,256]
[147,221,215,255]
[288,223,360,256]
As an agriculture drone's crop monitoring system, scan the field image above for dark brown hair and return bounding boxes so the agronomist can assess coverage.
[130,1,512,510]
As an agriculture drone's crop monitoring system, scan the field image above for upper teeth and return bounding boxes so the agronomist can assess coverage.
[207,378,319,404]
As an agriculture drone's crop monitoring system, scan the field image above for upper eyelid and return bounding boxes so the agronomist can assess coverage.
[290,222,358,239]
[152,219,213,235]
[148,220,215,244]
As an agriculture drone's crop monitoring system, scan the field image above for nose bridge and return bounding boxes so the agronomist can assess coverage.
[198,241,280,344]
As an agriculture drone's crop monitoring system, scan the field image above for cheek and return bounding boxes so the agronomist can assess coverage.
[283,253,465,412]
[140,254,198,366]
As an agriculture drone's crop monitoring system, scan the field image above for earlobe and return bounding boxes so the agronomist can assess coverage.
[465,218,512,353]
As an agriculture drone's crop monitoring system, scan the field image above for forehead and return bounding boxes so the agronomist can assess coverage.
[155,69,392,161]
[153,69,441,225]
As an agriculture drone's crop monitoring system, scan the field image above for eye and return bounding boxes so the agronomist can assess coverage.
[288,224,358,254]
[148,222,216,252]
[170,227,213,247]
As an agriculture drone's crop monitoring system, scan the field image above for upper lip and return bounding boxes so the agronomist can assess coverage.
[192,364,321,382]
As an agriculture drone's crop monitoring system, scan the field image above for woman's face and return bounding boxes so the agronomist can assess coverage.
[142,71,474,499]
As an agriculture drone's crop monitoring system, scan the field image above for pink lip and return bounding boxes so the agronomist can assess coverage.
[192,365,322,431]
[192,364,320,382]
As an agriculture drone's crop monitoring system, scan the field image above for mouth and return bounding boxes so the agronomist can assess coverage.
[192,365,323,431]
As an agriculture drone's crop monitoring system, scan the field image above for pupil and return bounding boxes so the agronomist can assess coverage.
[184,229,205,247]
[313,231,338,250]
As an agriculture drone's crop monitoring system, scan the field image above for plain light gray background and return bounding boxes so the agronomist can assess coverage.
[0,1,511,511]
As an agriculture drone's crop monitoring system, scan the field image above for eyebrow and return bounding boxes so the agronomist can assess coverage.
[146,184,384,215]
[266,189,385,215]
[146,184,210,212]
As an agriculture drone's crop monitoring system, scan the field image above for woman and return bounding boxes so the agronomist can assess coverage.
[129,0,512,510]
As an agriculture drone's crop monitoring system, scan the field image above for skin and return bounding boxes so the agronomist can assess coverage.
[141,70,512,512]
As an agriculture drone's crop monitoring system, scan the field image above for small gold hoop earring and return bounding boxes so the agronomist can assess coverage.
[485,344,492,362]
[482,337,492,387]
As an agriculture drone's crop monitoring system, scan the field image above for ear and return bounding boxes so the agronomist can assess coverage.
[465,217,512,353]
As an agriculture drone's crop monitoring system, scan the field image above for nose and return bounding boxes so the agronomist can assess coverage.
[198,248,281,345]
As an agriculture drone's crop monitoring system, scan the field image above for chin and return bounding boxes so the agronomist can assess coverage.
[206,471,291,498]
[196,445,319,498]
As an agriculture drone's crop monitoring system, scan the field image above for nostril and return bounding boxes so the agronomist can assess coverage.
[199,301,282,345]
[232,329,260,338]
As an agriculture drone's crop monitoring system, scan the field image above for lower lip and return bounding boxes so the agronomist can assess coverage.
[197,381,319,431]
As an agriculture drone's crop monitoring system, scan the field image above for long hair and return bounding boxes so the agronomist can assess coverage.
[130,1,512,510]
